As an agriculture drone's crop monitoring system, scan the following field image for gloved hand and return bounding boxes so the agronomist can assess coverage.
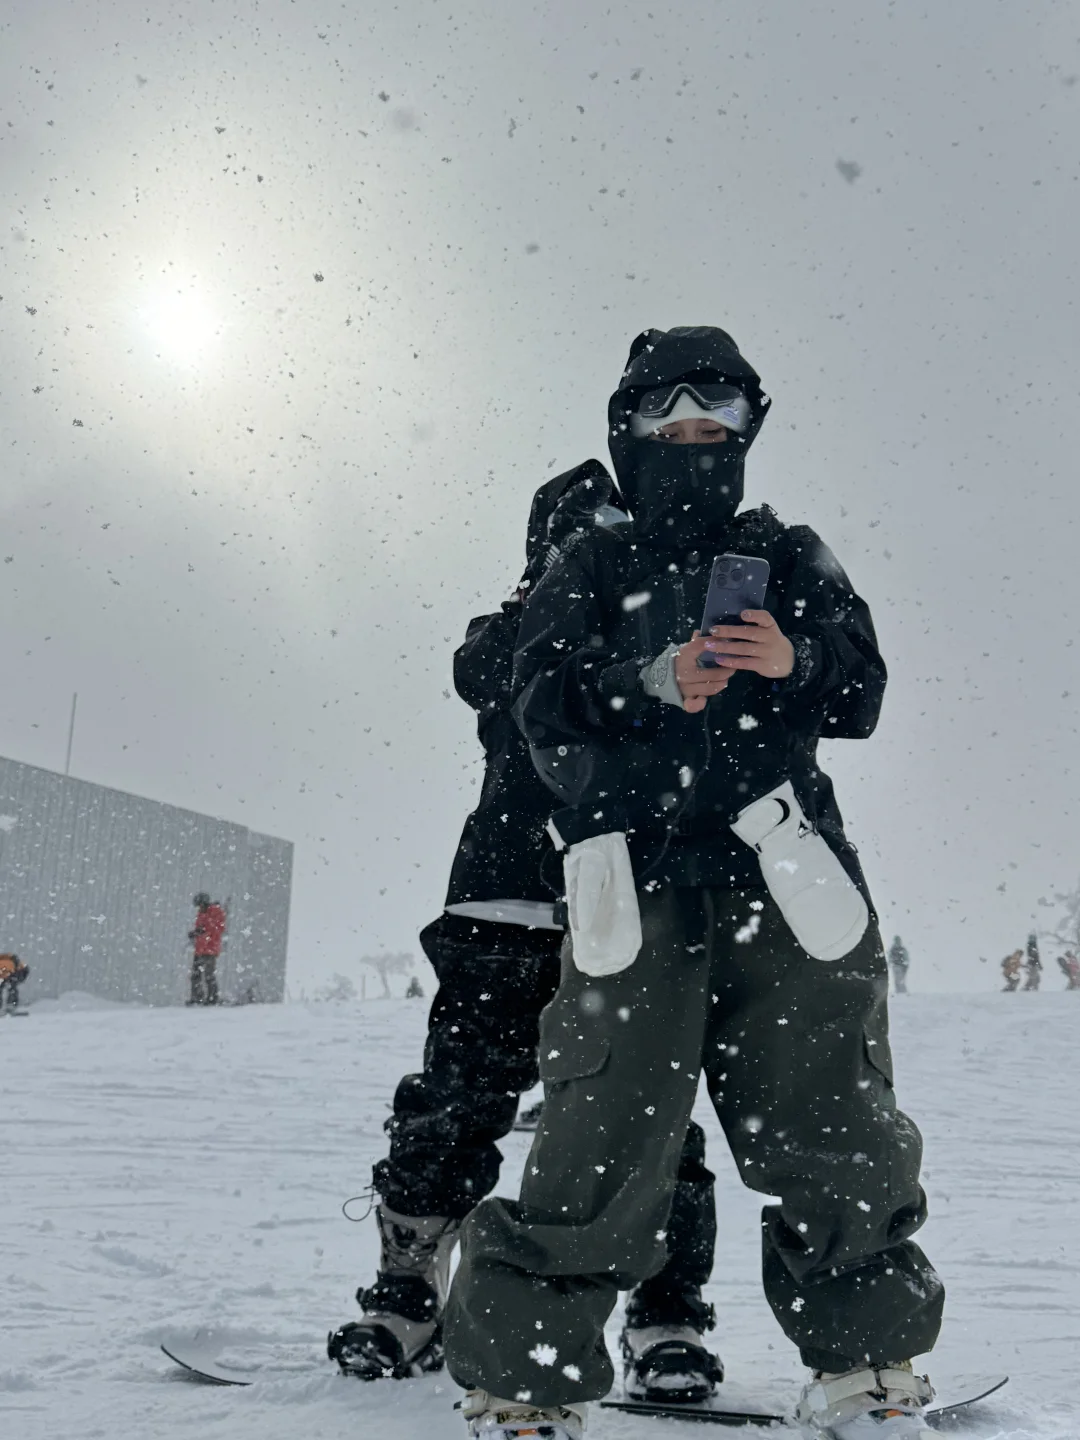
[731,780,869,961]
[562,831,643,977]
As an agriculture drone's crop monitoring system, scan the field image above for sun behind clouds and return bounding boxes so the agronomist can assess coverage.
[139,284,222,365]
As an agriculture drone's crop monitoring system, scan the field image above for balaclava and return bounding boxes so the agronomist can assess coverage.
[608,326,770,547]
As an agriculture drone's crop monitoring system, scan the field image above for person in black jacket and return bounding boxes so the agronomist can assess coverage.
[444,328,943,1440]
[1023,931,1042,991]
[328,465,722,1401]
[888,935,912,995]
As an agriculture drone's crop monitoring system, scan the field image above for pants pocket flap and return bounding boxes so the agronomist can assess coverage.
[863,1027,894,1085]
[539,1029,611,1085]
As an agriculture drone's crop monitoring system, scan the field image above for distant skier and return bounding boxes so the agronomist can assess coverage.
[1057,951,1080,990]
[888,935,911,995]
[188,894,226,1006]
[0,953,29,1011]
[1023,931,1042,992]
[1000,950,1023,992]
[404,976,424,999]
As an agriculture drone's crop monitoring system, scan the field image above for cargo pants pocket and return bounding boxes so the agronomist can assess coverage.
[538,1017,611,1088]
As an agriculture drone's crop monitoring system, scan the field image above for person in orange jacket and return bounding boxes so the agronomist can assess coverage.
[188,895,226,1005]
[0,953,29,1011]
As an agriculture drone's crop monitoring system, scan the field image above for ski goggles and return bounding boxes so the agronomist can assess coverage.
[636,381,752,434]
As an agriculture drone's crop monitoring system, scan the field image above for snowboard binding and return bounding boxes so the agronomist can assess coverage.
[327,1317,445,1380]
[621,1286,724,1404]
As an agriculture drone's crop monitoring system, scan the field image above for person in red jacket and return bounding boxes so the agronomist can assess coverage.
[188,894,226,1005]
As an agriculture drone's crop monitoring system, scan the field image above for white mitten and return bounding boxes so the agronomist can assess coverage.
[731,780,869,961]
[563,831,643,977]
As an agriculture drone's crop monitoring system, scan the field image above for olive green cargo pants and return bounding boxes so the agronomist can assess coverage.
[443,886,943,1407]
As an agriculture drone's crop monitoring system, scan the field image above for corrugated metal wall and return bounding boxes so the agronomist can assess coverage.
[0,755,292,1005]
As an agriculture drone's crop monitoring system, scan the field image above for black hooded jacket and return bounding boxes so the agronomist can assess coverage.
[443,460,623,910]
[512,327,887,894]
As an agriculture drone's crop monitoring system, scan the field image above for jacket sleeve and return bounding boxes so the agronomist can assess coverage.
[774,527,886,739]
[512,539,652,746]
[452,601,524,719]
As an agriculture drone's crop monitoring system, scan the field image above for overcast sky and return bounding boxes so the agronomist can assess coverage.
[2,0,1077,992]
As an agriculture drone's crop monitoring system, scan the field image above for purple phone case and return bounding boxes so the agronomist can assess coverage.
[698,553,771,668]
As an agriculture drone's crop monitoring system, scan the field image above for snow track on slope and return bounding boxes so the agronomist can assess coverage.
[1,994,1075,1439]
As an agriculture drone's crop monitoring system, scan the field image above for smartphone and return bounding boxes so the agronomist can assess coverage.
[697,552,771,668]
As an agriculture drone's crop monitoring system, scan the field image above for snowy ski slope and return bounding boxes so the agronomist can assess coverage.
[2,992,1076,1439]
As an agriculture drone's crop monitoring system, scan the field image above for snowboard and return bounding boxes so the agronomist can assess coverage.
[161,1331,325,1385]
[600,1376,1008,1428]
[161,1337,1007,1428]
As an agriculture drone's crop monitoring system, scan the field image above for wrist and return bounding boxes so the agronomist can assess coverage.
[775,634,818,691]
[640,643,685,708]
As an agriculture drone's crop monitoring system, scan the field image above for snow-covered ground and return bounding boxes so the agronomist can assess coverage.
[2,992,1077,1440]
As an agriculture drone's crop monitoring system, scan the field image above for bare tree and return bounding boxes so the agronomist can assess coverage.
[317,972,357,1003]
[358,951,414,998]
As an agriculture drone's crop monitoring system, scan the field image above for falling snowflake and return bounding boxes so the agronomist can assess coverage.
[621,590,652,611]
[735,914,761,944]
[529,1344,558,1367]
[738,714,759,731]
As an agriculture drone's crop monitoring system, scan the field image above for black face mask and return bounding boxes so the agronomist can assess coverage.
[613,435,746,547]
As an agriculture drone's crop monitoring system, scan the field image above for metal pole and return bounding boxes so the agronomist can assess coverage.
[65,692,78,776]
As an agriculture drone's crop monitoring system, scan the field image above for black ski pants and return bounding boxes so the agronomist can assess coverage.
[189,954,220,1006]
[372,913,716,1296]
[444,888,944,1406]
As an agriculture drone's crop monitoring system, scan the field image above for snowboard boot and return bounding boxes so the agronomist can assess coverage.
[327,1204,460,1379]
[461,1389,586,1440]
[795,1362,934,1439]
[620,1283,724,1404]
